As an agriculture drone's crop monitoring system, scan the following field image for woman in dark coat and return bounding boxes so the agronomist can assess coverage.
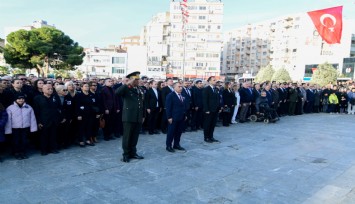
[0,103,8,162]
[222,82,235,126]
[76,83,95,147]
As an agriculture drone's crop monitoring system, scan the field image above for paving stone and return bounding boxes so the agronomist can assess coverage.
[1,114,355,203]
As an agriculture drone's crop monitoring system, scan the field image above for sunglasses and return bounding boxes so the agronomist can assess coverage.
[63,89,68,91]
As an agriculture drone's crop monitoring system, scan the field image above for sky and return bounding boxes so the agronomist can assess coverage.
[0,0,354,47]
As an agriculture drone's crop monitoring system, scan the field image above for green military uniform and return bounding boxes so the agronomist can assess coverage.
[115,74,145,162]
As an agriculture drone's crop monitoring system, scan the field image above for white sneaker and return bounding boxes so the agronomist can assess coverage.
[231,121,238,124]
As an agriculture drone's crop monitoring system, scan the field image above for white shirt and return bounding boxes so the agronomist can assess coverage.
[152,88,159,107]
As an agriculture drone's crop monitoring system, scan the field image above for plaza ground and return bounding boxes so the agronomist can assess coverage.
[1,113,355,203]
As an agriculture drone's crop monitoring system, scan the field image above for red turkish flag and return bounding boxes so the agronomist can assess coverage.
[307,6,343,44]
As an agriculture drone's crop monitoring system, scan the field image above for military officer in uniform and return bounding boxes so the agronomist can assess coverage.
[115,72,145,163]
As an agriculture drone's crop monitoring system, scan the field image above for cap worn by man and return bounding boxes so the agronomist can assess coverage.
[126,71,140,80]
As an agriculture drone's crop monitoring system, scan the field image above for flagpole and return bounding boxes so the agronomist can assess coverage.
[182,23,186,81]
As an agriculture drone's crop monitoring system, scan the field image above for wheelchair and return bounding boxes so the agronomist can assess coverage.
[249,106,279,124]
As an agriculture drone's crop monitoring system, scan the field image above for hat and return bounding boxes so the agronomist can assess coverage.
[141,75,148,80]
[15,93,26,100]
[126,71,140,79]
[1,76,12,81]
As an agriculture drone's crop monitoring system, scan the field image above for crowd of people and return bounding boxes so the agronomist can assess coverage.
[0,72,354,162]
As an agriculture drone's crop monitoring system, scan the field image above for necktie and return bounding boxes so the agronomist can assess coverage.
[178,94,183,102]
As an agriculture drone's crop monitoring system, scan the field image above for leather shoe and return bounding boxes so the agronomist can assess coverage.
[210,138,220,143]
[51,150,60,154]
[204,138,213,143]
[173,146,186,151]
[166,147,175,153]
[121,156,130,163]
[130,154,144,159]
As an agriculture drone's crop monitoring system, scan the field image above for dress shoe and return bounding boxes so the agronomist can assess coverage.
[153,131,160,134]
[166,147,175,153]
[21,154,29,159]
[173,146,186,151]
[86,141,95,146]
[130,154,144,159]
[51,150,60,154]
[210,138,220,143]
[14,154,23,160]
[121,156,130,163]
[41,152,48,156]
[149,132,154,135]
[204,138,213,143]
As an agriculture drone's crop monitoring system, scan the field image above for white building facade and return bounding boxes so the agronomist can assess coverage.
[140,12,170,79]
[222,14,354,81]
[78,47,128,78]
[168,0,224,79]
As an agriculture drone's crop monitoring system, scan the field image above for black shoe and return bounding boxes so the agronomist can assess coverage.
[153,131,160,134]
[130,154,144,159]
[121,156,130,163]
[21,154,29,159]
[104,137,110,141]
[15,154,23,160]
[149,132,154,135]
[166,147,175,153]
[162,130,167,134]
[86,142,95,146]
[51,150,60,154]
[173,146,186,151]
[210,138,220,143]
[0,157,3,163]
[41,152,48,156]
[204,138,213,143]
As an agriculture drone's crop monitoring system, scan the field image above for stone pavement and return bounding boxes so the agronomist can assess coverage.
[1,113,355,204]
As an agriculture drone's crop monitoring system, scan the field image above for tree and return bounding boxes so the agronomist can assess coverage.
[74,70,84,79]
[255,65,274,83]
[311,62,337,86]
[271,68,292,83]
[0,66,9,75]
[11,68,26,75]
[4,27,84,77]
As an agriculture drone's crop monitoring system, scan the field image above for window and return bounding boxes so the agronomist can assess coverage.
[112,57,125,64]
[198,25,205,29]
[199,6,206,10]
[112,67,125,74]
[196,62,204,67]
[199,16,206,20]
[196,53,205,57]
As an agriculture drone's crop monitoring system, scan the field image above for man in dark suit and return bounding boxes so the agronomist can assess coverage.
[165,82,187,152]
[100,78,121,140]
[202,76,221,143]
[191,80,203,131]
[115,72,145,163]
[277,83,287,116]
[181,80,192,131]
[239,82,253,123]
[33,84,61,155]
[161,78,174,134]
[305,85,315,113]
[145,80,162,135]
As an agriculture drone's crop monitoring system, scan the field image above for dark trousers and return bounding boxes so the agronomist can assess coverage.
[222,107,232,126]
[91,116,100,138]
[305,101,314,113]
[184,109,191,131]
[40,124,58,153]
[191,108,203,130]
[203,112,218,139]
[57,120,70,148]
[166,119,184,148]
[122,122,141,157]
[12,128,30,154]
[289,102,296,115]
[103,112,119,139]
[161,110,168,133]
[148,107,160,134]
[240,103,250,121]
[78,116,92,143]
